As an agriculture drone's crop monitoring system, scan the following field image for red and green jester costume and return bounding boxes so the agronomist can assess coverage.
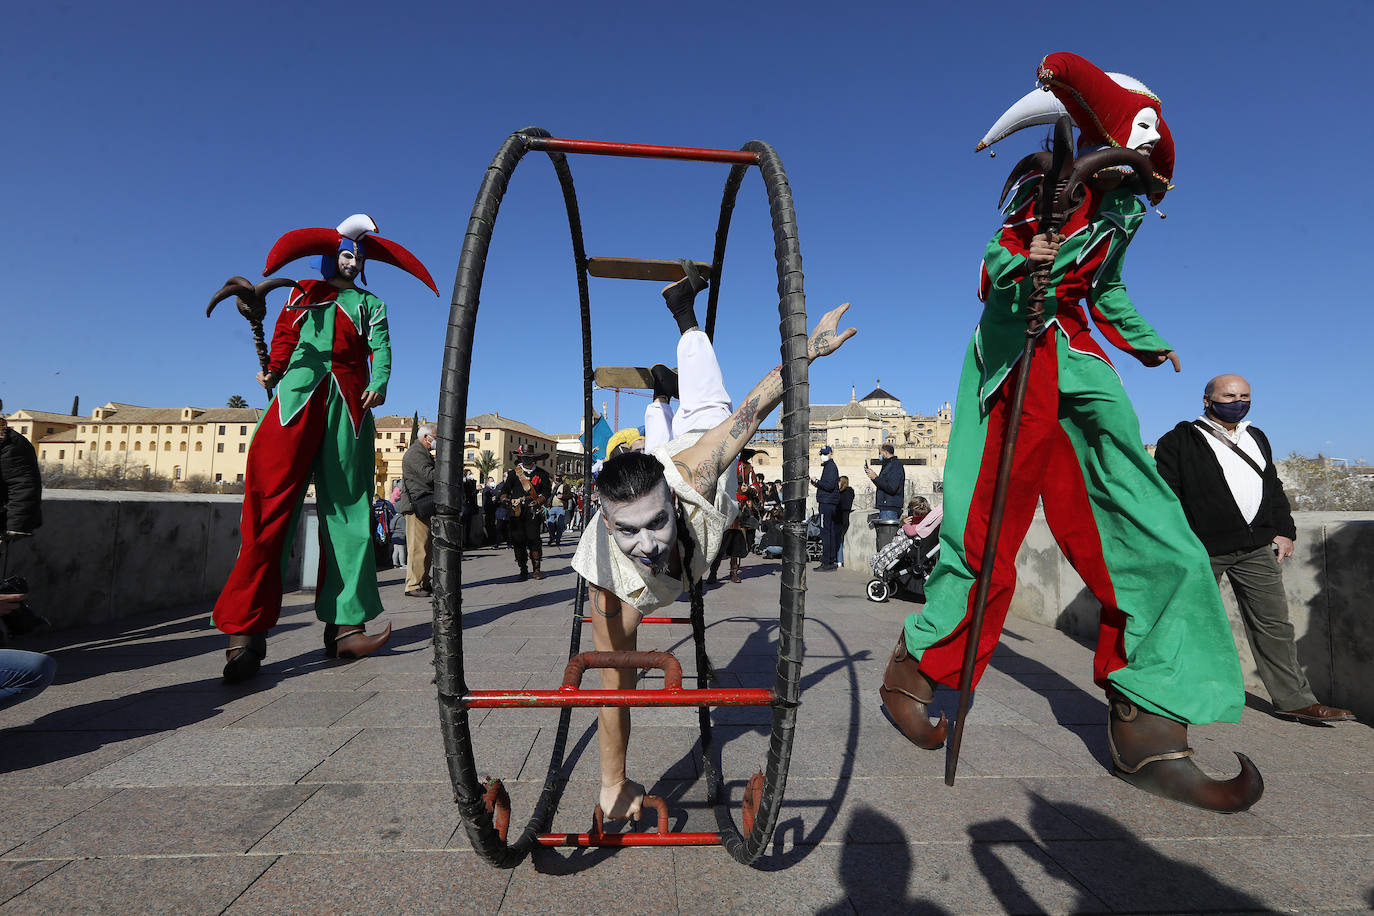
[880,53,1262,812]
[215,214,436,680]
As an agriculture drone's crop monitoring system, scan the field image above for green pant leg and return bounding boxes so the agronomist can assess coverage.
[904,337,992,657]
[1054,349,1244,724]
[311,391,385,627]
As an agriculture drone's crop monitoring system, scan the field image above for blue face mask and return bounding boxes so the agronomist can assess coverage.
[1208,399,1251,423]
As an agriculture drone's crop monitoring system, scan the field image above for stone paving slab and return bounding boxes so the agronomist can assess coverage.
[0,540,1371,913]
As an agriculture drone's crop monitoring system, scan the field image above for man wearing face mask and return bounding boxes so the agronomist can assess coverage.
[572,264,856,822]
[502,445,553,581]
[866,443,905,522]
[1154,375,1355,725]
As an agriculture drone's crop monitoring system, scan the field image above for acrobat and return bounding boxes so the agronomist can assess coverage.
[572,265,855,819]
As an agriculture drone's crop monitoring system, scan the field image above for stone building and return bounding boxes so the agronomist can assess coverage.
[746,381,953,507]
[462,413,558,480]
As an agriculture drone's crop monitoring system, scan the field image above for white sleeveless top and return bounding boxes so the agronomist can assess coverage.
[572,431,738,613]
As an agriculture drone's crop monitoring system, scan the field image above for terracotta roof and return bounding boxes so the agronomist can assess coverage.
[90,405,265,424]
[465,413,553,440]
[4,409,80,424]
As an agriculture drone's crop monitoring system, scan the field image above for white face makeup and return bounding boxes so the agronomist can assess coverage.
[336,248,360,281]
[600,481,678,574]
[1127,107,1161,152]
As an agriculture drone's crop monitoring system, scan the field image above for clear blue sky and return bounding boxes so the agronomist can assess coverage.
[4,0,1371,461]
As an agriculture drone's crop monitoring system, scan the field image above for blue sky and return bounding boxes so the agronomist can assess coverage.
[4,0,1371,460]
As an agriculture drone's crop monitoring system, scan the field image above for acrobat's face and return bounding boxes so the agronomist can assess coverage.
[600,480,678,575]
[1127,107,1161,154]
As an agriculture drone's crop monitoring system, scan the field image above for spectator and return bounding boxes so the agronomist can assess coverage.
[1154,373,1355,725]
[758,506,786,558]
[462,470,479,547]
[866,442,904,521]
[835,475,855,566]
[0,406,42,543]
[0,593,55,711]
[546,474,568,547]
[390,479,402,505]
[481,476,499,545]
[396,424,436,598]
[811,445,840,571]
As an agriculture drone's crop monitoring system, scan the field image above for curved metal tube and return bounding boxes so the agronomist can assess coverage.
[434,126,593,868]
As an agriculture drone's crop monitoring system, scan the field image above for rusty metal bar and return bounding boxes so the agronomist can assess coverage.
[578,616,693,625]
[535,831,721,847]
[460,688,774,709]
[520,135,760,165]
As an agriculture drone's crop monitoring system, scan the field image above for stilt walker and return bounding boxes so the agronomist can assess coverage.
[878,52,1264,811]
[213,214,437,683]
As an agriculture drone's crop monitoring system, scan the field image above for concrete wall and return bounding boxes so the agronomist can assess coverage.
[840,508,1374,722]
[6,490,301,630]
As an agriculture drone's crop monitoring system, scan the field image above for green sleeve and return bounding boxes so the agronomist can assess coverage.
[1085,241,1171,357]
[365,294,391,398]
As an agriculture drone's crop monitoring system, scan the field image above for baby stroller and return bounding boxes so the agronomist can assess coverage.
[804,511,825,562]
[866,508,942,602]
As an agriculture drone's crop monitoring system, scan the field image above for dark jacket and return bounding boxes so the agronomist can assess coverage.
[461,476,478,515]
[873,456,905,510]
[814,459,839,507]
[834,486,855,529]
[502,465,553,511]
[0,427,42,533]
[1154,421,1296,556]
[397,440,435,516]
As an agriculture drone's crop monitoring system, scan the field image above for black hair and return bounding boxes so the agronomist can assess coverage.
[596,451,666,504]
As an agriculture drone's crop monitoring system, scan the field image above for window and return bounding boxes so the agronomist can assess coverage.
[385,432,392,439]
[218,425,226,435]
[79,425,85,433]
[214,473,223,483]
[135,426,142,433]
[106,426,113,433]
[235,473,244,483]
[46,426,55,434]
[196,425,203,433]
[851,437,859,447]
[134,442,142,451]
[119,441,126,449]
[174,467,182,480]
[89,441,96,450]
[467,433,476,442]
[104,442,112,451]
[238,443,246,453]
[121,426,128,433]
[484,432,491,441]
[183,426,189,434]
[58,449,65,459]
[216,443,224,453]
[78,450,83,459]
[195,442,203,452]
[240,426,247,435]
[166,426,173,433]
[466,451,474,461]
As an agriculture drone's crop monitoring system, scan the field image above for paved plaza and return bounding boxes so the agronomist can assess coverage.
[1,539,1371,914]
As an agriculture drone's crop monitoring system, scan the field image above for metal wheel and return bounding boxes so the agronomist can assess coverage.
[866,578,891,603]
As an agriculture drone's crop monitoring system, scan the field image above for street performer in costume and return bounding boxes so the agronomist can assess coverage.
[502,445,553,581]
[878,53,1264,812]
[573,264,856,821]
[215,214,437,683]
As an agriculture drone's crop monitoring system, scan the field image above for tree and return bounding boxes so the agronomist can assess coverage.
[226,394,249,408]
[474,449,500,482]
[70,395,79,416]
[410,411,419,442]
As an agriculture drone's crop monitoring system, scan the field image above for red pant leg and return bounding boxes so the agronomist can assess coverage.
[917,335,1062,688]
[212,386,327,635]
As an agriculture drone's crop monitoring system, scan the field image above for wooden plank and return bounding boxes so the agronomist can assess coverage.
[585,257,712,282]
[595,366,656,389]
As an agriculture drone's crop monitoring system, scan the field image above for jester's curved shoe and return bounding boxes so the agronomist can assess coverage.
[878,637,949,750]
[1107,690,1263,813]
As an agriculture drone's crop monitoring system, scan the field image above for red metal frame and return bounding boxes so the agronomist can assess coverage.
[522,135,759,166]
[579,615,692,625]
[536,796,720,848]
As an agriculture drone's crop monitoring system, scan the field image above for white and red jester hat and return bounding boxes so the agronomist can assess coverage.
[975,52,1174,203]
[263,213,438,294]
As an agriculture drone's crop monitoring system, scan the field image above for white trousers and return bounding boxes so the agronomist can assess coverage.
[644,329,733,450]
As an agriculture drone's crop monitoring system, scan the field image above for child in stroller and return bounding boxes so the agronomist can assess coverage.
[866,498,941,602]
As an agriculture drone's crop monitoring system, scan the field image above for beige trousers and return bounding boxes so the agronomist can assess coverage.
[405,513,432,592]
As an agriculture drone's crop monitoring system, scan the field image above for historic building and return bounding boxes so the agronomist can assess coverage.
[747,381,953,504]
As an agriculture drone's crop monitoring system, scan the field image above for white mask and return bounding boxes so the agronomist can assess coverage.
[1127,107,1161,152]
[600,481,678,574]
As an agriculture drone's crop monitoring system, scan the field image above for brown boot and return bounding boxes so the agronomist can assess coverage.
[325,622,392,660]
[1107,690,1263,812]
[878,637,948,749]
[223,633,266,684]
[530,559,546,581]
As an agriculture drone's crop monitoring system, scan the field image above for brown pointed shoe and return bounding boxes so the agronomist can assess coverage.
[334,622,392,660]
[878,636,948,750]
[1107,690,1263,813]
[1276,703,1356,725]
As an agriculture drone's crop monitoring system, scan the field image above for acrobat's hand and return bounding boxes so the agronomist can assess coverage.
[599,779,645,821]
[807,303,857,362]
[360,390,384,410]
[256,370,279,391]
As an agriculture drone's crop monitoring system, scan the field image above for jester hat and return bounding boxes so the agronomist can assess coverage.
[263,213,438,294]
[976,52,1174,203]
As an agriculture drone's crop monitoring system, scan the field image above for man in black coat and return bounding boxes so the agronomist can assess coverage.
[866,443,905,521]
[502,445,553,581]
[0,409,42,542]
[1154,373,1354,725]
[811,445,840,571]
[396,424,436,597]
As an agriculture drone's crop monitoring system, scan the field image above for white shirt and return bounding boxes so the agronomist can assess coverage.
[1193,414,1265,524]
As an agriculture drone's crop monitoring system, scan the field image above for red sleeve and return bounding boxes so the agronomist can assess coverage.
[267,307,304,376]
